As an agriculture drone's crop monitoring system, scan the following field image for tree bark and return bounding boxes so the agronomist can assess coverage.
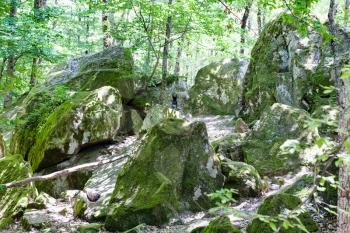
[30,0,47,87]
[240,2,252,55]
[257,6,262,34]
[346,0,350,23]
[161,0,173,102]
[328,0,350,232]
[102,0,111,49]
[3,0,17,108]
[174,36,184,75]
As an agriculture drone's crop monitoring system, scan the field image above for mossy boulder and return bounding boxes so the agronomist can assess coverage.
[221,160,262,197]
[11,86,123,171]
[0,155,37,229]
[193,216,242,233]
[105,119,224,231]
[282,175,314,201]
[242,103,315,176]
[241,14,350,123]
[47,46,135,100]
[211,133,245,161]
[188,58,248,115]
[247,193,318,233]
[140,104,182,132]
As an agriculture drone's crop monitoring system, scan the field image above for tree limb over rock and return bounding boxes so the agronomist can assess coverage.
[0,155,128,190]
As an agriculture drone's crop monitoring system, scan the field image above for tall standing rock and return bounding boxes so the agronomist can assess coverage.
[241,14,350,123]
[105,119,224,231]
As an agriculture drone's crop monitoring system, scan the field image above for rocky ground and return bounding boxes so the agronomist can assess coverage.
[2,116,337,233]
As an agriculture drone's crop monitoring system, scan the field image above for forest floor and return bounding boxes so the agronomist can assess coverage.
[3,116,337,233]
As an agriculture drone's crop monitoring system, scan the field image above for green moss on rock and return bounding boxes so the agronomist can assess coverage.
[247,193,318,233]
[202,216,242,233]
[0,155,37,229]
[16,86,123,171]
[242,103,315,176]
[105,119,224,232]
[221,160,262,197]
[188,58,248,115]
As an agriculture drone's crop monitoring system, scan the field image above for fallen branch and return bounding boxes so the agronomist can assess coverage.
[0,154,128,190]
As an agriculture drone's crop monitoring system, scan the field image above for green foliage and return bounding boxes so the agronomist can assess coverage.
[208,188,238,207]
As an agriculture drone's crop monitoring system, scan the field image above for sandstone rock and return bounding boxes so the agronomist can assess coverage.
[241,14,350,123]
[188,58,248,115]
[242,103,316,176]
[105,119,224,231]
[11,86,123,171]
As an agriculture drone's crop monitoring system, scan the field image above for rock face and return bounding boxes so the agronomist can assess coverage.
[247,193,318,233]
[242,103,315,176]
[11,86,123,171]
[221,160,262,197]
[47,46,135,100]
[0,155,37,228]
[188,58,248,115]
[105,119,224,231]
[241,14,347,123]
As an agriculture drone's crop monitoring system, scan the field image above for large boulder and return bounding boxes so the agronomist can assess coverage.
[46,46,135,100]
[11,86,123,171]
[0,155,37,228]
[188,58,248,115]
[241,14,350,123]
[242,103,316,176]
[105,119,224,231]
[247,193,318,233]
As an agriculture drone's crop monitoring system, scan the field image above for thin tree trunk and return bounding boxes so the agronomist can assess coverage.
[161,0,173,101]
[257,6,262,34]
[30,0,47,87]
[174,36,184,75]
[30,58,40,87]
[346,0,350,23]
[3,0,17,108]
[102,0,111,49]
[3,56,16,108]
[328,0,350,231]
[0,58,7,81]
[240,2,252,55]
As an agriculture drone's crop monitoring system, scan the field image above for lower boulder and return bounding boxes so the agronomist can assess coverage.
[105,119,224,231]
[247,193,318,233]
[242,103,316,176]
[0,155,37,228]
[192,216,242,233]
[11,86,123,171]
[221,160,262,197]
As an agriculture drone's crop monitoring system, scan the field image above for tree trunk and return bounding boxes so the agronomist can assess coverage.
[31,0,47,87]
[346,0,350,23]
[240,2,252,55]
[0,58,7,81]
[257,6,262,34]
[3,0,17,108]
[174,36,184,75]
[30,58,40,87]
[3,56,16,108]
[102,0,111,49]
[328,0,350,231]
[161,0,173,102]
